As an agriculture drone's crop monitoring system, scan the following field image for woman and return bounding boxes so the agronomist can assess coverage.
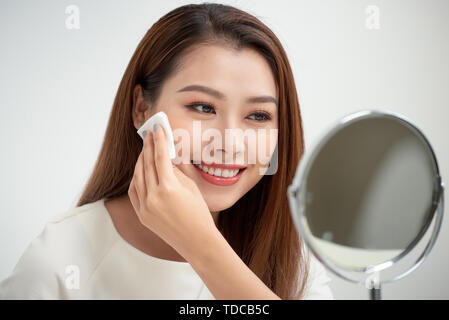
[0,3,333,299]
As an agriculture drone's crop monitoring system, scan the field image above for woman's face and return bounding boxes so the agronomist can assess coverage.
[137,44,278,220]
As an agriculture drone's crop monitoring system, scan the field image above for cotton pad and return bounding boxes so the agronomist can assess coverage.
[137,111,176,160]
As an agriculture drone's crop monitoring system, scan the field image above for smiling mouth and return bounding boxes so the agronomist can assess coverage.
[190,160,247,178]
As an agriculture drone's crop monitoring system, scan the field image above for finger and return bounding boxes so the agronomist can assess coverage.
[134,151,147,199]
[143,130,159,188]
[153,124,175,183]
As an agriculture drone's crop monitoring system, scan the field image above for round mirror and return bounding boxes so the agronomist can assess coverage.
[288,110,444,299]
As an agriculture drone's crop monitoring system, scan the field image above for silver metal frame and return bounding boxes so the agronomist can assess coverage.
[287,109,445,294]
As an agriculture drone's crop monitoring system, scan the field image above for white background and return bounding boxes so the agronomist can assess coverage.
[0,0,448,299]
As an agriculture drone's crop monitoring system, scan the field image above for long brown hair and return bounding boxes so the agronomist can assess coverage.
[76,2,309,299]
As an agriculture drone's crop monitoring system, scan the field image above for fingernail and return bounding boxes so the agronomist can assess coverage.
[153,123,159,132]
[142,130,147,138]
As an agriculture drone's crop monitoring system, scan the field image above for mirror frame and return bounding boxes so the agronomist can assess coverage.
[288,109,445,286]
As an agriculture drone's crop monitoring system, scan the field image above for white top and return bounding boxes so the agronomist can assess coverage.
[0,199,334,299]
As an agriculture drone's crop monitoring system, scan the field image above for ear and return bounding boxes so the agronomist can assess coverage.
[132,84,149,130]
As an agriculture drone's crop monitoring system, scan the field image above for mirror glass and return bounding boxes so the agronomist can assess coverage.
[296,114,439,272]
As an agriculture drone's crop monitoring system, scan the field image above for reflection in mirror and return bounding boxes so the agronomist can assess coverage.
[299,116,437,271]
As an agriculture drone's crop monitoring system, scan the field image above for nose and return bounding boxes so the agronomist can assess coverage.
[216,125,246,165]
[216,141,244,164]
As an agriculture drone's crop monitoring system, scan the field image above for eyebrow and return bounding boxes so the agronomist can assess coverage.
[176,84,278,107]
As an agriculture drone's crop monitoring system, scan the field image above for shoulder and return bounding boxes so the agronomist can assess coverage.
[301,247,335,300]
[0,199,116,299]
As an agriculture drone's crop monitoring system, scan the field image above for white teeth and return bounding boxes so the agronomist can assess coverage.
[194,163,240,178]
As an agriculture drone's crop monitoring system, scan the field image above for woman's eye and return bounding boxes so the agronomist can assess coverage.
[248,112,272,122]
[185,102,272,122]
[186,103,215,114]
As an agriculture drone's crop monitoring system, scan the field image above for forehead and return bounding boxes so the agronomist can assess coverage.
[163,44,278,100]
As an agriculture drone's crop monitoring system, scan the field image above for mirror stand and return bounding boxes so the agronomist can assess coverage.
[365,271,381,300]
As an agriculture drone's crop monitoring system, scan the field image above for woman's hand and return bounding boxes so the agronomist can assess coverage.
[128,124,218,261]
[128,124,281,300]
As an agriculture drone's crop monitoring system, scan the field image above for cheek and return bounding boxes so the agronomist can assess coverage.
[167,117,194,165]
[267,128,278,159]
[249,127,278,167]
[167,115,189,134]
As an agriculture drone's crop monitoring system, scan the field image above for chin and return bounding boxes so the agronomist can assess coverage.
[203,196,239,212]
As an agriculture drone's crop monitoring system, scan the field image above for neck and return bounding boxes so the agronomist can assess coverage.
[106,194,220,263]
